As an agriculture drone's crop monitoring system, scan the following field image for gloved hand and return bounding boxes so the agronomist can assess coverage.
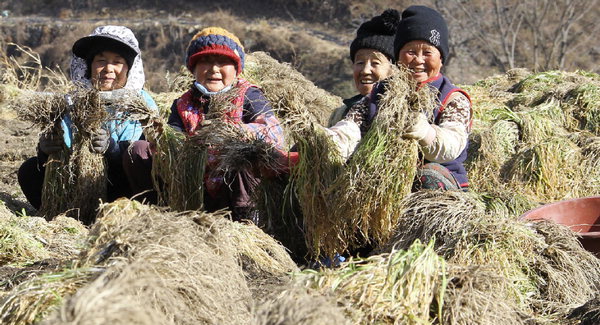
[38,131,63,155]
[91,128,110,154]
[403,112,436,145]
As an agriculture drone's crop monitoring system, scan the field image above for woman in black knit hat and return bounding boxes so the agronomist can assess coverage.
[395,5,473,190]
[328,9,400,127]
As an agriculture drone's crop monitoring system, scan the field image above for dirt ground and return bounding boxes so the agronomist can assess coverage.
[0,114,38,216]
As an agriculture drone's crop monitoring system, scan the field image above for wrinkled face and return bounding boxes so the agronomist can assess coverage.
[90,51,129,91]
[193,55,237,92]
[352,49,394,96]
[397,40,443,83]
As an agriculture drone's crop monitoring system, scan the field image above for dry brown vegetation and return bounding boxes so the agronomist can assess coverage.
[1,9,600,324]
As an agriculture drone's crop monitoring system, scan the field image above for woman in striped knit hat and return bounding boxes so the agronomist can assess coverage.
[126,27,283,222]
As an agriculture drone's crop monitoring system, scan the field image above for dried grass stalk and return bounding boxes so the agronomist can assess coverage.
[150,125,207,211]
[379,190,486,256]
[0,267,101,324]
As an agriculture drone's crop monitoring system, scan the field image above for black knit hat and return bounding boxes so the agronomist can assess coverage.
[394,5,449,63]
[349,9,400,63]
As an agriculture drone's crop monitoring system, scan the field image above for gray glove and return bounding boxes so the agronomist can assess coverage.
[91,128,110,154]
[38,131,63,155]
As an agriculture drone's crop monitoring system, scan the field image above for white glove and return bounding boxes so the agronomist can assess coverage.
[403,113,436,146]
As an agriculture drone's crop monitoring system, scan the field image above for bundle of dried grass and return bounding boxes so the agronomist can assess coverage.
[329,69,435,251]
[243,51,342,127]
[0,267,101,324]
[0,215,49,266]
[379,190,486,256]
[217,220,299,276]
[0,210,88,266]
[150,124,207,210]
[298,240,445,324]
[527,220,600,313]
[442,264,528,325]
[289,124,346,258]
[17,86,154,224]
[506,136,583,200]
[254,287,350,325]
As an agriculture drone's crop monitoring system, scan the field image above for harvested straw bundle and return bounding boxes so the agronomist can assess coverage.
[254,287,350,325]
[243,51,342,127]
[150,125,207,210]
[379,190,486,256]
[329,69,435,251]
[527,220,600,313]
[289,124,346,258]
[298,240,445,324]
[0,267,101,324]
[442,264,527,325]
[379,190,600,319]
[0,210,88,266]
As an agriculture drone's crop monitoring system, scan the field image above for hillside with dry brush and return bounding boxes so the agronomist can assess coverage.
[1,32,600,325]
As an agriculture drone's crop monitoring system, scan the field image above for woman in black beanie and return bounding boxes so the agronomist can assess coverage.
[394,5,472,190]
[328,9,400,127]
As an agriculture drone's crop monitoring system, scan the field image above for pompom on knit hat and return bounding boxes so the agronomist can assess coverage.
[349,9,400,63]
[186,27,245,74]
[394,5,449,63]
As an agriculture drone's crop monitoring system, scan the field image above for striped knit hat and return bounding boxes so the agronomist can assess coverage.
[186,27,245,74]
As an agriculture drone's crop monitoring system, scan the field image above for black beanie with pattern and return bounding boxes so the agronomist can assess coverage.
[394,5,449,63]
[349,9,401,63]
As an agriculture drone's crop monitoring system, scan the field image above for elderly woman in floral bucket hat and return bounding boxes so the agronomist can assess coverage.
[18,25,158,216]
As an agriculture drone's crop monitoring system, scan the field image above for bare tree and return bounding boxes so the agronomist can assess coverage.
[435,0,598,73]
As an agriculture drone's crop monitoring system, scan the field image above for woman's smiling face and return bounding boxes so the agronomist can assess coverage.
[90,51,129,91]
[397,40,443,83]
[352,48,394,95]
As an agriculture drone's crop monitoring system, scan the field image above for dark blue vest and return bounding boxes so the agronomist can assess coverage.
[367,74,470,187]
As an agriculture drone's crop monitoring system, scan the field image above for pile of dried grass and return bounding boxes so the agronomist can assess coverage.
[254,287,350,325]
[465,70,600,213]
[381,190,600,322]
[0,203,88,266]
[0,198,298,324]
[243,51,342,127]
[442,264,527,325]
[297,240,445,324]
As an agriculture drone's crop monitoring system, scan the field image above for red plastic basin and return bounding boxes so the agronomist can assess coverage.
[520,196,600,256]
